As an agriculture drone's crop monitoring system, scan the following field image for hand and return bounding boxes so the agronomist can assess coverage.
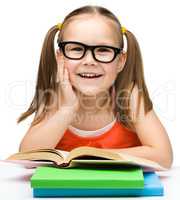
[56,54,80,112]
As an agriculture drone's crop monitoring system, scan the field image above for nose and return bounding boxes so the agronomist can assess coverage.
[82,49,97,65]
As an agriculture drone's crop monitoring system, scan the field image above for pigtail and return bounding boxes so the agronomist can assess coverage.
[17,25,60,126]
[115,30,153,129]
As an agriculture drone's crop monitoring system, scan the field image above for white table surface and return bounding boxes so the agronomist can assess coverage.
[0,161,179,200]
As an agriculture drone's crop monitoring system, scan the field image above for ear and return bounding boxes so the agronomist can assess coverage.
[117,52,127,73]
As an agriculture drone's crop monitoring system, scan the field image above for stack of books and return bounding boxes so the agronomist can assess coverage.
[30,166,164,197]
[7,146,165,197]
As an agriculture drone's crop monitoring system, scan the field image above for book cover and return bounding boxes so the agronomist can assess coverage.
[32,172,164,197]
[31,166,144,189]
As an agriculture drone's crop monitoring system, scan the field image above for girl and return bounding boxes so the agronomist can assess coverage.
[17,5,173,168]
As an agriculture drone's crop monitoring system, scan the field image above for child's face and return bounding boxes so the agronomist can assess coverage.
[57,14,126,96]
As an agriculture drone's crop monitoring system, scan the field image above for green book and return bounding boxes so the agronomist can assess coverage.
[31,166,144,189]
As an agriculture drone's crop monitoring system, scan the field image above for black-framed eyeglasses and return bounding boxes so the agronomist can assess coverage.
[58,41,122,63]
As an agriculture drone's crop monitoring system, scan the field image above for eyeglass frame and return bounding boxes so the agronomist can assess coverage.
[58,41,123,63]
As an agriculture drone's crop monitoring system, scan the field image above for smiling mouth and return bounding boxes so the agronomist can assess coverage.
[77,73,103,79]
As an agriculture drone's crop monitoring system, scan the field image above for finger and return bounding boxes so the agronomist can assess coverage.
[56,56,61,82]
[57,57,64,83]
[61,67,71,89]
[64,67,69,82]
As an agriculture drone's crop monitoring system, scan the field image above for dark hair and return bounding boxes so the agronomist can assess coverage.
[17,5,152,130]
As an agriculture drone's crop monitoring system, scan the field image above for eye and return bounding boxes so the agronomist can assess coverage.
[65,43,84,52]
[71,47,84,51]
[96,47,112,53]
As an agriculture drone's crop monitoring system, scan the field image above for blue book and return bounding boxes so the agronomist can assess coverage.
[33,172,164,197]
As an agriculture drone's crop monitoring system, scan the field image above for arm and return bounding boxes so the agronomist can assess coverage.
[19,53,80,152]
[107,85,173,169]
[19,107,75,152]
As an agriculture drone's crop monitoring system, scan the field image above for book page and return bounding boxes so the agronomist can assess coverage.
[114,152,167,171]
[64,147,123,163]
[68,158,166,171]
[61,147,166,171]
[56,149,69,159]
[7,150,65,166]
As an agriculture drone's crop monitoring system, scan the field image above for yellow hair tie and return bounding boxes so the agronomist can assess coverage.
[121,26,126,34]
[56,23,62,30]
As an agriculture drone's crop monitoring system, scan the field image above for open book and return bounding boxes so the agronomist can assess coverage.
[6,146,166,171]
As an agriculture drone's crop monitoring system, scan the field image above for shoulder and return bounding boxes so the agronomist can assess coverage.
[129,84,173,155]
[129,84,146,123]
[129,84,166,137]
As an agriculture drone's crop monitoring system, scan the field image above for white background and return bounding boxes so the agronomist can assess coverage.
[0,0,179,166]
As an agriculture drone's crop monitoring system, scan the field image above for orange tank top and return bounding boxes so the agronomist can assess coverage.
[55,121,141,151]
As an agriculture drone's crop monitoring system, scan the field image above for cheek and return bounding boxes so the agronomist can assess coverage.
[104,64,119,80]
[64,60,78,73]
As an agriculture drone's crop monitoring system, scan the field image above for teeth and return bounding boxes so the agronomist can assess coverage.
[78,73,102,78]
[82,73,97,77]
